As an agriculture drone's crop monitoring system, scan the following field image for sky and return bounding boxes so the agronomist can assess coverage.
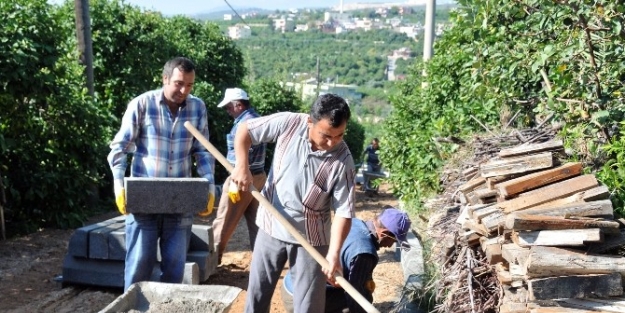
[49,0,445,16]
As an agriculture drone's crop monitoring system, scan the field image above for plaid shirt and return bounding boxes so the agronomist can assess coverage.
[226,108,266,173]
[108,89,215,183]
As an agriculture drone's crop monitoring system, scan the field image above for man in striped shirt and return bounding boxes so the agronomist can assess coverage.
[212,87,266,265]
[229,93,357,313]
[107,57,215,291]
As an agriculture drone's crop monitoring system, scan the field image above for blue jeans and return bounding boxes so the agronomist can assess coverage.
[124,213,193,291]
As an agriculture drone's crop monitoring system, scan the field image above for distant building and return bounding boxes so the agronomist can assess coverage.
[397,25,419,38]
[223,14,233,21]
[324,11,350,23]
[273,17,296,33]
[228,24,252,40]
[354,18,374,31]
[282,78,362,102]
[295,24,309,32]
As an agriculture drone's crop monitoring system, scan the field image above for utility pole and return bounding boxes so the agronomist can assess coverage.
[423,0,436,61]
[74,0,98,206]
[315,56,321,98]
[422,0,436,88]
[74,0,94,96]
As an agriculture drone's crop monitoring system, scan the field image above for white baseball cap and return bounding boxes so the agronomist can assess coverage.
[217,88,249,108]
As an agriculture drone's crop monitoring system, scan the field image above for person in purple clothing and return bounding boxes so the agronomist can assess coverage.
[108,57,216,291]
[281,206,412,313]
[212,88,267,265]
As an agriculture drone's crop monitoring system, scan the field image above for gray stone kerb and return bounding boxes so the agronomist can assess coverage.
[396,227,426,313]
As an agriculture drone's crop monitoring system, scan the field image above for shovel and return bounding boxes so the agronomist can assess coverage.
[184,121,380,313]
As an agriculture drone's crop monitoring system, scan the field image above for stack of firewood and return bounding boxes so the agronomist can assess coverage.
[455,139,625,313]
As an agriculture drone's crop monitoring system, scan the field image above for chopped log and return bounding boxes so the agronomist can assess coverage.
[502,285,529,303]
[481,210,506,233]
[455,205,471,225]
[472,188,498,200]
[526,246,625,278]
[462,218,490,236]
[532,307,617,313]
[505,213,620,231]
[499,139,563,158]
[472,206,501,222]
[462,166,478,179]
[498,175,599,213]
[496,162,582,199]
[459,175,486,194]
[530,185,611,210]
[512,228,602,247]
[502,243,530,269]
[484,243,504,264]
[528,273,622,301]
[486,173,522,190]
[480,152,554,178]
[495,262,525,286]
[558,297,625,313]
[588,230,625,254]
[520,200,614,219]
[459,230,481,246]
[499,302,531,313]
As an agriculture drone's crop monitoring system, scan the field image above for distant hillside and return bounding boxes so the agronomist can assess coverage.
[191,7,274,20]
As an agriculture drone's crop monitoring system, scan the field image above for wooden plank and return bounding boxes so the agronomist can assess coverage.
[520,200,614,218]
[459,175,486,194]
[462,218,490,236]
[497,162,583,198]
[530,185,612,210]
[505,213,619,231]
[526,245,625,278]
[472,187,498,200]
[503,285,529,303]
[472,206,501,222]
[512,228,602,247]
[588,230,625,254]
[528,273,622,301]
[497,175,599,213]
[481,210,506,233]
[480,152,554,178]
[499,139,564,158]
[502,243,530,269]
[559,298,625,313]
[484,242,504,264]
[532,307,617,313]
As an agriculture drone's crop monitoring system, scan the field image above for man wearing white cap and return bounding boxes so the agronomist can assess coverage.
[212,88,267,265]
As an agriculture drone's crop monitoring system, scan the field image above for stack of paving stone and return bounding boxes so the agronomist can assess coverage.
[62,178,218,288]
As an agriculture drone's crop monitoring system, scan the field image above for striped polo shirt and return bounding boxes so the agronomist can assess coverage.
[246,112,356,246]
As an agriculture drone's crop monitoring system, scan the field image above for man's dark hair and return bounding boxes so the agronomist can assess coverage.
[162,57,195,78]
[310,93,351,128]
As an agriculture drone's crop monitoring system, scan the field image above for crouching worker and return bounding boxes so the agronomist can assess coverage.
[281,206,412,313]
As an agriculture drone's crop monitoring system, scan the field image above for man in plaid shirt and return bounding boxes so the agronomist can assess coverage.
[107,57,215,291]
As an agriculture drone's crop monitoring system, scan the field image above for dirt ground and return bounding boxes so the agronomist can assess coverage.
[0,184,404,313]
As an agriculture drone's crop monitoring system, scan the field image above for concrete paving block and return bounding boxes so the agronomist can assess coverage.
[62,254,125,288]
[89,220,125,259]
[190,224,214,252]
[63,255,201,288]
[124,177,210,214]
[401,229,425,280]
[108,229,126,261]
[182,262,199,285]
[186,250,218,282]
[67,215,126,258]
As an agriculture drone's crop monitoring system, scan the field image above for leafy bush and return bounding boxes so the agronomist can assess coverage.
[384,0,625,212]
